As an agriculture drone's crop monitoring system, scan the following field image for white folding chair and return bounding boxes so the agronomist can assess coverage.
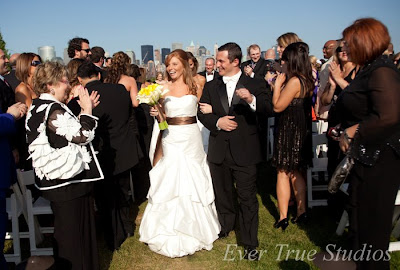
[16,170,54,256]
[307,134,329,208]
[4,182,24,264]
[266,117,275,161]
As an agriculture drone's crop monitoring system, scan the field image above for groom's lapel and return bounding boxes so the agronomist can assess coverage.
[229,75,246,113]
[216,78,229,115]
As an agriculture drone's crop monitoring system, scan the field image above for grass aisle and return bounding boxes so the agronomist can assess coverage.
[100,162,400,270]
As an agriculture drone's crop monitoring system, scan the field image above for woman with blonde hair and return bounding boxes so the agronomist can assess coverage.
[139,49,219,258]
[26,61,102,269]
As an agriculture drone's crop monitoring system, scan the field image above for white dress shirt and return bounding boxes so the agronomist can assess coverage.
[206,71,215,82]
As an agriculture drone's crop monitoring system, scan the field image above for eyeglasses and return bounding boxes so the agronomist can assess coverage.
[336,47,343,53]
[60,79,70,85]
[81,48,91,53]
[31,60,41,66]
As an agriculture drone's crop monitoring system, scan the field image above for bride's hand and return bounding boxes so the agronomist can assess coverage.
[199,103,212,114]
[150,106,159,117]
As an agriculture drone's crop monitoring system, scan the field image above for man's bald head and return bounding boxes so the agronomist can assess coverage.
[323,40,337,59]
[265,49,276,60]
[9,53,20,68]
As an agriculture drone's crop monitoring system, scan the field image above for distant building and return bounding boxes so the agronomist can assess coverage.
[198,46,207,56]
[213,43,218,57]
[161,48,170,64]
[186,41,196,55]
[126,50,136,64]
[141,45,154,64]
[261,51,266,59]
[38,46,56,62]
[172,43,182,51]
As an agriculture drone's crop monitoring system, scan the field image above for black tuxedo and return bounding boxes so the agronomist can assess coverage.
[198,74,273,248]
[68,80,140,250]
[241,58,268,80]
[198,70,220,81]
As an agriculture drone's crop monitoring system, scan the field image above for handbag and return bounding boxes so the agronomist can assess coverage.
[328,155,354,194]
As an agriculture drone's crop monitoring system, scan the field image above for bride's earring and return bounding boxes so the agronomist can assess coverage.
[50,88,55,95]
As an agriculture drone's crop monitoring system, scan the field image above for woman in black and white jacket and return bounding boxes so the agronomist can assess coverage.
[26,62,103,270]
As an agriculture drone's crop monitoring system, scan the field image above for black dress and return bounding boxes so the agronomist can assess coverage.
[336,55,400,270]
[272,96,312,172]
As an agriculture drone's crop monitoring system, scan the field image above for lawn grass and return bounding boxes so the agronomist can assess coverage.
[101,162,400,270]
[6,161,400,269]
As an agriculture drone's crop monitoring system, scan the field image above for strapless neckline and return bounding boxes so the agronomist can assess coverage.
[164,95,197,100]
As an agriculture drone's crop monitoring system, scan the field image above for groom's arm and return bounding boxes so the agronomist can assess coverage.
[198,83,220,135]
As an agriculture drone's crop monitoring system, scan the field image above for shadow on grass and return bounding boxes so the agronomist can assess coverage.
[257,161,279,222]
[279,259,311,269]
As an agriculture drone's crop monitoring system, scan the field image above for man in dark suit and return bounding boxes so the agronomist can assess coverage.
[4,53,21,91]
[198,42,273,260]
[90,46,107,82]
[198,57,220,82]
[241,44,268,81]
[74,62,140,250]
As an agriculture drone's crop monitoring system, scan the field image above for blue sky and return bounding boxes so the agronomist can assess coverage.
[1,0,399,61]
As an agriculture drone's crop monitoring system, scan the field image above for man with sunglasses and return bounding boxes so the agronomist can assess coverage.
[67,37,92,60]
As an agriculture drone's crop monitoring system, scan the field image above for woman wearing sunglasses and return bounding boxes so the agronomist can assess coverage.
[15,52,42,108]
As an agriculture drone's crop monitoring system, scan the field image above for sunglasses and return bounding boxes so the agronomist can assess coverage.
[81,48,91,53]
[31,60,41,66]
[336,47,343,53]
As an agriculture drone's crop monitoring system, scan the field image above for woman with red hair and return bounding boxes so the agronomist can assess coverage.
[139,49,219,258]
[336,18,400,269]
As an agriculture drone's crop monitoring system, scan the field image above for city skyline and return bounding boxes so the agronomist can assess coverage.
[2,0,399,61]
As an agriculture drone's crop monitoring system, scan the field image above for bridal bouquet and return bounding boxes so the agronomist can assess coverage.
[137,83,168,130]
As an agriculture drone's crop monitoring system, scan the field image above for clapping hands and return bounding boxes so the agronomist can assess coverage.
[77,88,100,115]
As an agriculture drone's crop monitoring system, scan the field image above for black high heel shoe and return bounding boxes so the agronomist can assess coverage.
[274,218,289,231]
[291,212,308,224]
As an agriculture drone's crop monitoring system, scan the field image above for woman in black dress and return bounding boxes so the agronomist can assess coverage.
[272,42,314,230]
[336,18,400,269]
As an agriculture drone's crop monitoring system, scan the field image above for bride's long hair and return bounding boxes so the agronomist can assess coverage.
[165,49,197,96]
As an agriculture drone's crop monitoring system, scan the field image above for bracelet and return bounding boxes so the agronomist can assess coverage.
[344,129,353,143]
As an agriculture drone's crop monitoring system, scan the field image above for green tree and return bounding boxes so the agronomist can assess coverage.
[0,31,9,56]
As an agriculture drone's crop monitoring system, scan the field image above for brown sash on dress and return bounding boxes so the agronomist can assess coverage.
[166,116,197,125]
[152,116,197,166]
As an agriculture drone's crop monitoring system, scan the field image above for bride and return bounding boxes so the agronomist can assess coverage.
[139,49,220,258]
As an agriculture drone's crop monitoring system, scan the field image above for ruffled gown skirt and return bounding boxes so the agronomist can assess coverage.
[139,123,220,258]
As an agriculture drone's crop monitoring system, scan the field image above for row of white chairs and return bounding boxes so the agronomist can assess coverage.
[5,170,53,264]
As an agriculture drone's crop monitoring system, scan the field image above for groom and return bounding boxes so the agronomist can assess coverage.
[198,42,273,259]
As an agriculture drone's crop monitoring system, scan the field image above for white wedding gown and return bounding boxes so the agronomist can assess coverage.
[139,95,220,258]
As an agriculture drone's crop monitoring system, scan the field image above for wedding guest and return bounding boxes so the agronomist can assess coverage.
[272,42,313,230]
[198,57,219,82]
[198,42,273,260]
[336,18,400,270]
[76,62,140,250]
[187,51,206,95]
[90,46,107,81]
[67,37,91,60]
[320,40,357,178]
[241,44,268,80]
[105,51,139,107]
[4,53,21,91]
[66,58,85,103]
[0,48,27,268]
[26,62,102,269]
[15,53,41,108]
